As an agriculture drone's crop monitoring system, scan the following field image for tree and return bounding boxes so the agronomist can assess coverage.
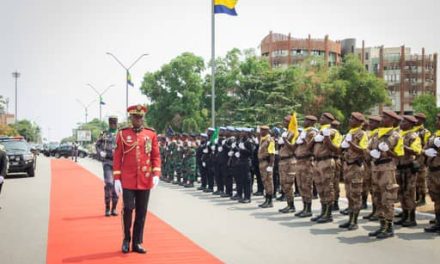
[141,52,206,132]
[11,120,41,142]
[325,54,389,127]
[412,94,440,131]
[0,124,18,136]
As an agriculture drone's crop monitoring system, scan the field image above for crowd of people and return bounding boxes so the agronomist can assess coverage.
[158,111,440,239]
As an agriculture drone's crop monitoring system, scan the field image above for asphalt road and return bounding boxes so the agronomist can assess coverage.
[0,156,439,264]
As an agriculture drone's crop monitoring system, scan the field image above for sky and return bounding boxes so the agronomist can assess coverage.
[0,0,439,141]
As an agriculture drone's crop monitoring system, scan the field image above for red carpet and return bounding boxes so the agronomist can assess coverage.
[47,159,222,264]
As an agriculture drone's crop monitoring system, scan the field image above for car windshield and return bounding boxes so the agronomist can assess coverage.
[1,140,30,152]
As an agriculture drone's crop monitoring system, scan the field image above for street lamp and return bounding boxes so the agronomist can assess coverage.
[87,83,114,121]
[76,99,96,124]
[12,71,20,123]
[105,52,148,117]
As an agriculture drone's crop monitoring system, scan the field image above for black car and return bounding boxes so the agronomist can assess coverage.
[0,137,36,177]
[53,145,88,159]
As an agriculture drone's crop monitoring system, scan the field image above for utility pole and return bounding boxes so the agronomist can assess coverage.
[87,84,114,121]
[12,71,20,123]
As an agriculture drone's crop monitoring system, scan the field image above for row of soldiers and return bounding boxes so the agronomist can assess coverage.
[159,110,440,239]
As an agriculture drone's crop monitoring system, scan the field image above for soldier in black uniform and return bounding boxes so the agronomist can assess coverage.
[95,116,119,216]
[251,130,264,196]
[221,127,235,197]
[198,134,209,191]
[213,128,226,195]
[0,145,7,209]
[235,128,255,203]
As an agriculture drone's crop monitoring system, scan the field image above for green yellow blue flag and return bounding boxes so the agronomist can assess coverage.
[127,71,134,87]
[214,0,238,16]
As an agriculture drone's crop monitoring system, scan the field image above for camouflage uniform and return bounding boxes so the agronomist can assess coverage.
[414,125,431,204]
[369,124,402,239]
[258,135,275,196]
[278,131,296,213]
[294,127,318,217]
[424,130,440,232]
[182,143,197,186]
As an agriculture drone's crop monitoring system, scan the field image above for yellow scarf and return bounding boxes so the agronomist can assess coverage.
[400,128,422,154]
[319,124,330,131]
[347,126,368,149]
[435,130,440,137]
[261,135,275,154]
[377,127,394,139]
[368,128,378,138]
[377,126,404,156]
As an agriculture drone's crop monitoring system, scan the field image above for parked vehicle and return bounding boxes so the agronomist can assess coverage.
[52,144,88,159]
[0,136,37,177]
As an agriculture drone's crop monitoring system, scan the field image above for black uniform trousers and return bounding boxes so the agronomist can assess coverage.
[199,166,208,188]
[215,162,226,192]
[207,162,215,190]
[236,160,252,199]
[122,189,150,244]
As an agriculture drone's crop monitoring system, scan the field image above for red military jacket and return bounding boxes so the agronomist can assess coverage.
[113,126,161,190]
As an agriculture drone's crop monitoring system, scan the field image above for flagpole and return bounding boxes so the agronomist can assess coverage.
[211,0,216,128]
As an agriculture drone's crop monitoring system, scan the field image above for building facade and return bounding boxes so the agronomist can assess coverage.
[356,43,438,114]
[260,32,352,68]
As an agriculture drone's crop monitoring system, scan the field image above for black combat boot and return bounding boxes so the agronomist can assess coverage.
[363,204,376,220]
[121,240,130,253]
[105,202,111,217]
[394,210,408,225]
[376,220,394,239]
[295,202,306,217]
[369,218,386,237]
[395,211,403,218]
[261,195,274,208]
[299,202,313,217]
[339,212,353,229]
[340,207,350,215]
[279,201,296,213]
[253,191,264,196]
[361,195,368,210]
[416,194,426,206]
[402,209,417,227]
[111,201,118,216]
[317,204,333,223]
[332,200,340,211]
[424,212,440,233]
[311,203,325,222]
[348,212,359,230]
[276,193,286,201]
[258,195,269,207]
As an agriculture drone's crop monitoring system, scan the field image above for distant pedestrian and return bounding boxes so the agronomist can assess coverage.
[0,144,7,209]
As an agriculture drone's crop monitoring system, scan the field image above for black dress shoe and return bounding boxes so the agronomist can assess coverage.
[132,243,147,254]
[197,186,205,191]
[239,198,251,203]
[111,209,118,216]
[220,193,232,198]
[122,240,130,253]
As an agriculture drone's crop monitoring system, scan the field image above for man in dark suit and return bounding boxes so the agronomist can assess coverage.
[0,145,7,209]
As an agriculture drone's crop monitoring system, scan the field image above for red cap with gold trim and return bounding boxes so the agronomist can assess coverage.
[127,104,147,116]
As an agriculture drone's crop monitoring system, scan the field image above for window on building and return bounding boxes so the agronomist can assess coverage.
[365,52,369,60]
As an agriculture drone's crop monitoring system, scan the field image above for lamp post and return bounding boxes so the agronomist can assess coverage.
[87,83,114,121]
[12,71,20,123]
[76,99,96,124]
[105,52,148,117]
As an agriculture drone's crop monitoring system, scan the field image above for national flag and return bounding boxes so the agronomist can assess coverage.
[127,72,134,87]
[288,112,299,142]
[210,128,219,144]
[99,96,105,105]
[214,0,238,16]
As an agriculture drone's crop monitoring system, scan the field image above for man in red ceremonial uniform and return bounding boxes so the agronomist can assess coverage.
[113,104,161,254]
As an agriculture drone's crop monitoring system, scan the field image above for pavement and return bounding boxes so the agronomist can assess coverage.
[0,156,439,264]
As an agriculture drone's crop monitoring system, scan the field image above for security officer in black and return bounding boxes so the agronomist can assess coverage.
[197,134,209,190]
[235,128,255,203]
[222,127,235,198]
[213,128,226,195]
[251,130,264,196]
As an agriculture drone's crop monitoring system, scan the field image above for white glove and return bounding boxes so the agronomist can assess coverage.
[253,137,259,144]
[203,148,208,153]
[278,137,285,145]
[378,142,390,152]
[232,142,237,148]
[369,149,381,159]
[239,142,245,149]
[235,152,241,158]
[114,180,123,196]
[323,128,331,137]
[314,134,324,142]
[345,134,352,142]
[222,140,226,146]
[228,151,234,157]
[266,166,273,172]
[0,176,4,184]
[281,131,288,138]
[187,142,192,147]
[211,145,216,151]
[296,137,304,145]
[299,131,307,140]
[341,141,350,149]
[218,146,223,152]
[214,139,218,144]
[152,176,160,189]
[202,162,206,167]
[434,138,440,148]
[425,148,438,157]
[100,151,106,158]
